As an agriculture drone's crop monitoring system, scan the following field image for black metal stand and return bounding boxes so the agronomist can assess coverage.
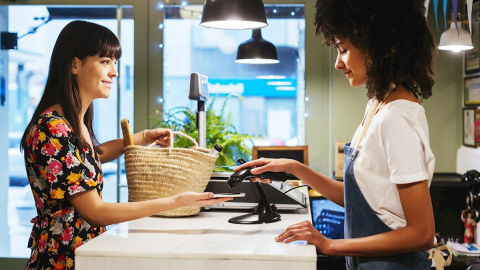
[196,100,206,148]
[228,181,281,224]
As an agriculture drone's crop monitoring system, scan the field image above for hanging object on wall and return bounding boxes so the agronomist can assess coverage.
[1,32,17,50]
[1,16,52,50]
[431,0,474,34]
[235,29,279,64]
[200,0,267,30]
[452,0,459,33]
[466,0,473,35]
[432,0,439,30]
[438,12,474,52]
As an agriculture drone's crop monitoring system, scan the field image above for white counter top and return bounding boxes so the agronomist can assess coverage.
[75,210,317,270]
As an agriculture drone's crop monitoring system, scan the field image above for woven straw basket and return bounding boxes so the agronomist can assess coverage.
[124,131,218,217]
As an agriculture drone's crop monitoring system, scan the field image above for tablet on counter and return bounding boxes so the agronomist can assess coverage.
[213,193,246,198]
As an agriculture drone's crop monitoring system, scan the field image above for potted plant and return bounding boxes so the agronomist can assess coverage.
[150,96,261,171]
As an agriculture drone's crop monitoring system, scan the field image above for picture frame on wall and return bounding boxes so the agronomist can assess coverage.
[464,107,477,147]
[464,76,480,106]
[465,1,480,75]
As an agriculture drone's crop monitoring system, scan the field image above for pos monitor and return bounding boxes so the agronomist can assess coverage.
[309,196,345,240]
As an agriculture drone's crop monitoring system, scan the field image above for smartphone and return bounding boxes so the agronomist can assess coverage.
[213,193,246,198]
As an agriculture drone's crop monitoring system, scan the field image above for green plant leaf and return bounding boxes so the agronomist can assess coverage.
[151,96,262,170]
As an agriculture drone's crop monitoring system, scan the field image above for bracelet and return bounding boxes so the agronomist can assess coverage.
[143,129,147,140]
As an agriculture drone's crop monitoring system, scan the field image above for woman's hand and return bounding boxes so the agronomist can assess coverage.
[99,128,173,163]
[70,190,233,227]
[142,128,172,146]
[233,158,300,183]
[276,220,333,255]
[174,192,233,207]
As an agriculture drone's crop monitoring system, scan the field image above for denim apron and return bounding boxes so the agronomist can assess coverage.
[343,99,431,270]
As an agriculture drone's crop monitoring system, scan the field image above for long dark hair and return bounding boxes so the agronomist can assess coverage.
[314,0,436,101]
[21,20,121,154]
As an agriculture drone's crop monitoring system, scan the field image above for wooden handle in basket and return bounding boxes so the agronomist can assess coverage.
[121,118,134,146]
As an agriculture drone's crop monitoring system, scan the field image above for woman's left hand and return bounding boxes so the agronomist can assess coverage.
[276,220,333,255]
[142,128,172,146]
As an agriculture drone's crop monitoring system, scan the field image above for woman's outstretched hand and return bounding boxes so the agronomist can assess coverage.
[175,192,233,207]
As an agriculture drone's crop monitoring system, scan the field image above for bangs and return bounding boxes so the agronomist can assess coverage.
[79,23,122,60]
[97,38,122,60]
[95,28,122,59]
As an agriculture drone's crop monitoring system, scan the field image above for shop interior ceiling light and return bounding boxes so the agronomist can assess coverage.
[235,29,279,64]
[200,0,267,30]
[438,22,474,52]
[438,11,474,53]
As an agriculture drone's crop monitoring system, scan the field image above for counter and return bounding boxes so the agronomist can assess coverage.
[75,210,317,270]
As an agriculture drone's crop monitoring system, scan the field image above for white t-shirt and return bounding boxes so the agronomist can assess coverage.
[350,99,435,230]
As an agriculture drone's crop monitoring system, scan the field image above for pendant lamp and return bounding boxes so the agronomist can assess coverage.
[235,29,279,64]
[200,0,267,30]
[438,23,473,52]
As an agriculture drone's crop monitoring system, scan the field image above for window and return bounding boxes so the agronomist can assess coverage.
[163,5,305,147]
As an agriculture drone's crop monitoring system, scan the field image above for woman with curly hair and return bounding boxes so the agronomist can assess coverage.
[235,0,437,268]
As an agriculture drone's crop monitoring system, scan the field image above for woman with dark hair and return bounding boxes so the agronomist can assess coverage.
[235,0,438,268]
[21,20,231,270]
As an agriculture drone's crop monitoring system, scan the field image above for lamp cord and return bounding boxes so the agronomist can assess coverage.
[18,17,52,39]
[272,184,308,207]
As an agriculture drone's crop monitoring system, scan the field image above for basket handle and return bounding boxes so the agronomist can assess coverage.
[148,130,199,148]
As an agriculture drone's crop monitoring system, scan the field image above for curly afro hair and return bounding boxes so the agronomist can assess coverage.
[314,0,437,101]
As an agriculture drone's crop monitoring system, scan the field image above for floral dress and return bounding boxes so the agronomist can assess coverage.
[24,109,105,270]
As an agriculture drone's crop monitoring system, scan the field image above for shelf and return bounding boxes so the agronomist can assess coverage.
[431,173,467,188]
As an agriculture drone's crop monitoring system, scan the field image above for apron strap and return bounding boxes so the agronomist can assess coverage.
[429,245,453,270]
[352,85,397,154]
[353,99,380,154]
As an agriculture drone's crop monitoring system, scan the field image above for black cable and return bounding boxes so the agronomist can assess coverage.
[272,184,308,207]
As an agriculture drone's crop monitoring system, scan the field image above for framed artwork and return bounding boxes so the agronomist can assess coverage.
[464,76,480,106]
[252,146,309,165]
[252,145,309,183]
[465,1,480,75]
[464,107,477,147]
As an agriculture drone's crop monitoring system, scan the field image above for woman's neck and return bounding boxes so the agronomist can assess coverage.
[50,104,64,116]
[50,102,90,125]
[384,85,419,104]
[79,104,89,125]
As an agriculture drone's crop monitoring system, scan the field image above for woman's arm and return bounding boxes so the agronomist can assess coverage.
[98,128,171,163]
[277,180,435,256]
[290,161,345,207]
[97,138,124,163]
[69,189,231,227]
[234,158,345,206]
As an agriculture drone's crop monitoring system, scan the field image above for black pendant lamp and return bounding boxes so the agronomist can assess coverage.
[200,0,268,30]
[235,29,279,64]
